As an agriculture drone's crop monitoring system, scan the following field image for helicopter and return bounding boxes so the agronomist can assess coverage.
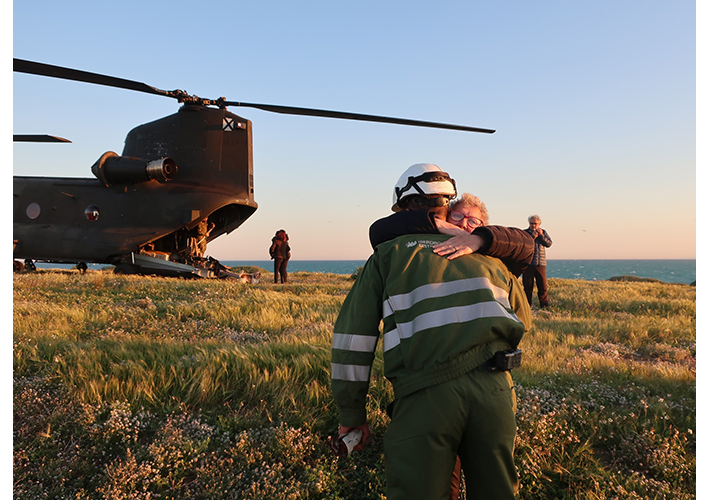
[13,58,495,278]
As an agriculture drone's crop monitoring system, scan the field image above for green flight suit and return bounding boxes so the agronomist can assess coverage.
[331,234,531,499]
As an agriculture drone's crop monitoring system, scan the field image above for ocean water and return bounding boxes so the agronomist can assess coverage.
[226,259,696,285]
[33,259,695,284]
[545,259,696,284]
[223,260,365,276]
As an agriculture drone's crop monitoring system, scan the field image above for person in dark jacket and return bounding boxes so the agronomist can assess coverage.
[522,215,553,307]
[269,229,291,283]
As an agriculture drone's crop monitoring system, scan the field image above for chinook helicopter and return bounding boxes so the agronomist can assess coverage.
[13,58,495,278]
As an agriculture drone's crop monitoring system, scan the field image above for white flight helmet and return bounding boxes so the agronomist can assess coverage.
[391,163,457,211]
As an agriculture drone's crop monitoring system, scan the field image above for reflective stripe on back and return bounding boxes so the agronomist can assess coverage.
[383,277,510,319]
[382,301,520,352]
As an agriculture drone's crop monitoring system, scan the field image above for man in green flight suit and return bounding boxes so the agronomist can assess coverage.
[331,164,532,500]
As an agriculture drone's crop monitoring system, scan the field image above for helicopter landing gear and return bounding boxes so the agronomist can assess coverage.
[113,263,138,275]
[76,262,88,273]
[24,258,36,271]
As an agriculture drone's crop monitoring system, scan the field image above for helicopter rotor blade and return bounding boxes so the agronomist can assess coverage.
[13,58,176,99]
[221,101,495,134]
[14,135,72,143]
[14,58,494,133]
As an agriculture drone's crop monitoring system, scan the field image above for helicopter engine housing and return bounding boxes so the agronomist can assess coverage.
[91,151,177,186]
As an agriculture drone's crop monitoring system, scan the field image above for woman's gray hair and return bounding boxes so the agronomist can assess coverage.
[449,193,489,225]
[528,215,541,224]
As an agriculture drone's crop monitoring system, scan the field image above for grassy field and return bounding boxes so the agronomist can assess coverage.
[13,269,695,499]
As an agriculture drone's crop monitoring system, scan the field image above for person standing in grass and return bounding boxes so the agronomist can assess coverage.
[368,165,535,499]
[522,215,553,308]
[269,229,291,283]
[331,163,532,500]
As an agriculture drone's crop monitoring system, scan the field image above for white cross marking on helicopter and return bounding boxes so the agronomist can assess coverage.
[223,117,235,131]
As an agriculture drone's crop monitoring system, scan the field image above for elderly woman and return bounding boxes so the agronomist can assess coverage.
[432,193,492,256]
[444,192,489,230]
[369,192,532,277]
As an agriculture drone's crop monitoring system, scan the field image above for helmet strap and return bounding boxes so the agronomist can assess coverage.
[394,171,457,207]
[403,195,451,210]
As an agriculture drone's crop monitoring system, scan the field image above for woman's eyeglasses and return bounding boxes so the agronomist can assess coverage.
[449,210,483,228]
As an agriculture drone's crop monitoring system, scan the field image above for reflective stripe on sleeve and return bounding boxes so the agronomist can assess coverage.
[332,333,378,352]
[383,300,394,319]
[331,363,371,382]
[382,327,399,352]
[382,301,521,352]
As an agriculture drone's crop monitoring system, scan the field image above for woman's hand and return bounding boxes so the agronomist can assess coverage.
[433,234,485,260]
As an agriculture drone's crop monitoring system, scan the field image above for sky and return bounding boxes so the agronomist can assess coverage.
[9,1,697,261]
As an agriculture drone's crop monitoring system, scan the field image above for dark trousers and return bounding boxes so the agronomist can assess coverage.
[384,369,518,500]
[523,265,549,307]
[274,258,288,283]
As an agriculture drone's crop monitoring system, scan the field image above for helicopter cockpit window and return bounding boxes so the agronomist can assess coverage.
[84,205,100,221]
[26,203,41,220]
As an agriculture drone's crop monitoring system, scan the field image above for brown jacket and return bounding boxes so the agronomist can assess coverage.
[269,238,291,260]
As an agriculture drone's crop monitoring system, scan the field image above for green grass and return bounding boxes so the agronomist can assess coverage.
[13,271,695,499]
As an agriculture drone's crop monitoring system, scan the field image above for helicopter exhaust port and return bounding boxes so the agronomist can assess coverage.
[91,151,177,186]
[145,158,177,181]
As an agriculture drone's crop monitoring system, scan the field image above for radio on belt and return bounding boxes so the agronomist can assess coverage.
[494,349,522,371]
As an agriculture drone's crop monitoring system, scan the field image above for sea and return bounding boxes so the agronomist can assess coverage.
[225,259,697,285]
[33,259,696,285]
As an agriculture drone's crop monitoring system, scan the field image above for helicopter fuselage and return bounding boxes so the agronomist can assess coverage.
[13,105,257,266]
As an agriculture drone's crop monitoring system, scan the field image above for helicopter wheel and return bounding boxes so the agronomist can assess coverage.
[113,263,138,275]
